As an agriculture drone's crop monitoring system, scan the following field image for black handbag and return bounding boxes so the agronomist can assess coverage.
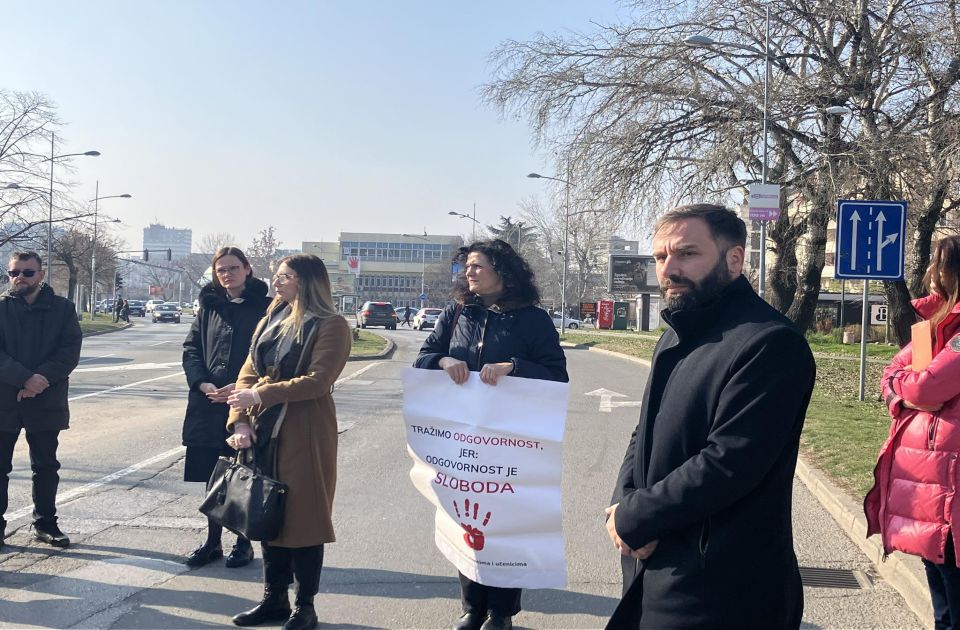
[199,449,288,542]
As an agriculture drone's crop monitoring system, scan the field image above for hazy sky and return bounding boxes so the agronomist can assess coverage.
[3,1,631,253]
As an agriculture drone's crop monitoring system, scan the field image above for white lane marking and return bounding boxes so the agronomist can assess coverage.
[4,362,383,522]
[4,446,186,522]
[69,373,182,402]
[149,341,172,346]
[74,361,181,373]
[78,353,115,364]
[584,387,643,413]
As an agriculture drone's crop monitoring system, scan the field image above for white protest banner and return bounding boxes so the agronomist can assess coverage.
[402,368,569,589]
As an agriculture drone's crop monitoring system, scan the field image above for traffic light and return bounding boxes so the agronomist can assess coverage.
[143,249,149,262]
[115,271,123,291]
[143,249,172,261]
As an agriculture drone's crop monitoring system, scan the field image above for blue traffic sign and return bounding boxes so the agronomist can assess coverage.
[835,200,907,280]
[419,293,428,300]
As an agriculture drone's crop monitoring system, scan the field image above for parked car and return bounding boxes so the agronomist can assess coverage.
[551,313,582,329]
[145,299,164,313]
[413,307,442,330]
[357,301,397,329]
[95,299,113,314]
[127,300,146,317]
[152,303,181,323]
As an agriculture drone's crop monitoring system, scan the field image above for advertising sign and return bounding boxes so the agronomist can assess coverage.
[748,183,781,221]
[579,302,597,321]
[608,255,658,294]
[347,256,361,275]
[597,300,614,329]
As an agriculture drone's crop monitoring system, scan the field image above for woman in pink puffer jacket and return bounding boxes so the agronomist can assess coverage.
[865,235,960,630]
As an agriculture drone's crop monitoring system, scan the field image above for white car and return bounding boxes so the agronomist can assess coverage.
[552,314,582,329]
[413,308,442,330]
[145,299,164,313]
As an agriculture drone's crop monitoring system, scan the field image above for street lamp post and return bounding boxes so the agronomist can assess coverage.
[89,181,132,317]
[448,202,479,241]
[403,231,430,309]
[527,172,574,333]
[44,133,100,284]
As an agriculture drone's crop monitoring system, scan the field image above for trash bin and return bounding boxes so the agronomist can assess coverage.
[613,301,629,330]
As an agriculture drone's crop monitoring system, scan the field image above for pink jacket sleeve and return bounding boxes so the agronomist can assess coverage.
[886,333,960,409]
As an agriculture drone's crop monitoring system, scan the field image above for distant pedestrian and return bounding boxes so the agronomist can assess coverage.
[866,235,960,630]
[180,247,270,570]
[0,251,82,550]
[113,296,123,323]
[605,204,815,629]
[121,299,130,323]
[227,254,351,630]
[403,307,413,328]
[415,239,568,630]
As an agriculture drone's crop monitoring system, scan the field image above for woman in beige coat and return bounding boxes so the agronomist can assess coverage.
[225,254,351,630]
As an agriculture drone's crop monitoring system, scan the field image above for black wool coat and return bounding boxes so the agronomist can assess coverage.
[414,299,568,384]
[608,276,815,630]
[0,284,82,432]
[181,277,271,448]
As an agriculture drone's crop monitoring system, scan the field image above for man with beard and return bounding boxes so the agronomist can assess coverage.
[605,205,815,629]
[0,252,82,550]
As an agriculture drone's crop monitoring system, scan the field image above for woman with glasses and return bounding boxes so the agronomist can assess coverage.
[181,247,271,569]
[226,254,352,630]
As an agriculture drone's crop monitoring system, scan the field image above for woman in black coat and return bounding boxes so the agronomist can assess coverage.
[181,247,271,568]
[414,239,568,630]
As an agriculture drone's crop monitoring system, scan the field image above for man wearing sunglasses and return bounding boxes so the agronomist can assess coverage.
[0,251,82,550]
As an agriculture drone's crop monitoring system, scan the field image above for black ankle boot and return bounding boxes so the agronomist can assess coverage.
[283,602,317,630]
[232,587,291,627]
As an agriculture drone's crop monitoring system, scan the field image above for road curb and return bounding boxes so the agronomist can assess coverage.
[81,322,133,338]
[348,333,395,362]
[794,458,933,628]
[560,341,652,367]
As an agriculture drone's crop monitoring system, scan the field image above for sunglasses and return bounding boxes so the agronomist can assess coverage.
[7,269,38,278]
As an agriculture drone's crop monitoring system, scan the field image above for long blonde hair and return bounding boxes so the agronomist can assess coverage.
[924,235,960,339]
[271,254,339,340]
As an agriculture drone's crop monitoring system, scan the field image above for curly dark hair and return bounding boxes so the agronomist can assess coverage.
[451,239,540,306]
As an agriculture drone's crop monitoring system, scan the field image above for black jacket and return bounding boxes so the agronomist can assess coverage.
[181,278,271,447]
[414,300,568,383]
[608,276,815,630]
[0,284,82,432]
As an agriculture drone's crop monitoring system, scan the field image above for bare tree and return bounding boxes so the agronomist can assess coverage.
[484,0,960,340]
[247,226,282,280]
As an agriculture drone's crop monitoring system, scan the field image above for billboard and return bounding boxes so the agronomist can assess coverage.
[608,255,658,294]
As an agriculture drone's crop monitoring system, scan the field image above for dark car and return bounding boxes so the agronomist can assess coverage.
[152,303,181,323]
[127,300,146,317]
[357,301,397,329]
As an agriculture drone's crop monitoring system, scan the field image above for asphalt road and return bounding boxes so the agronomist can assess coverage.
[0,320,923,629]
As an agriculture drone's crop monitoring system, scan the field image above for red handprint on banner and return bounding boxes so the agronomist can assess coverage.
[453,497,492,551]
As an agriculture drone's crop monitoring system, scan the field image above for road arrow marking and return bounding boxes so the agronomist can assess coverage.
[585,388,642,413]
[849,210,861,269]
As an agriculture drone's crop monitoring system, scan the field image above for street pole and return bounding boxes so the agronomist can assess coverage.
[47,132,55,282]
[89,180,99,318]
[758,3,770,299]
[472,202,477,242]
[858,280,870,401]
[560,178,570,334]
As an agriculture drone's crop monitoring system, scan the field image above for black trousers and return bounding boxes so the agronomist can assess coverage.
[459,572,522,617]
[924,537,960,630]
[263,543,325,602]
[0,429,61,530]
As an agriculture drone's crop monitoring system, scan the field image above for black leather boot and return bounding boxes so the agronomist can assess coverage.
[283,601,317,630]
[232,587,291,627]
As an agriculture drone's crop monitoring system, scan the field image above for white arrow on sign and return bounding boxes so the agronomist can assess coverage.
[585,388,643,413]
[849,210,861,269]
[875,210,898,271]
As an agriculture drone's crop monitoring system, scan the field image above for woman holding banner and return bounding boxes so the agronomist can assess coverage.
[865,235,960,630]
[415,239,568,630]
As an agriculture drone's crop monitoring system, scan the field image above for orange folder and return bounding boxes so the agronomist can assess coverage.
[911,320,933,371]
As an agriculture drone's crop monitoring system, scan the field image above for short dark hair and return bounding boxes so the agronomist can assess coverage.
[654,204,747,248]
[452,239,540,306]
[9,251,43,268]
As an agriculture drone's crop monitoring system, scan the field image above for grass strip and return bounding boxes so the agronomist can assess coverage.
[351,329,388,357]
